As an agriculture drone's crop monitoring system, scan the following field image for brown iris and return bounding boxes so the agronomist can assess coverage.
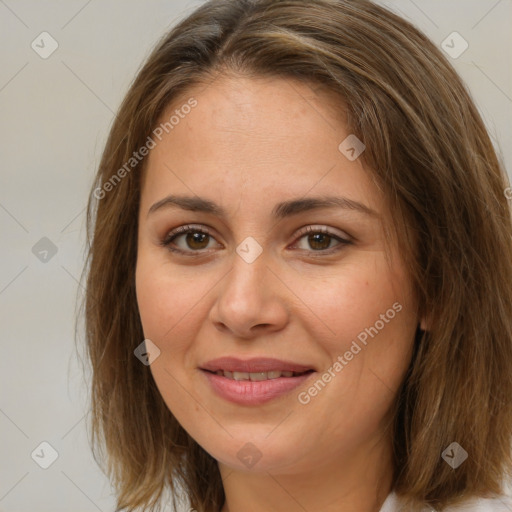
[307,233,332,251]
[185,232,210,250]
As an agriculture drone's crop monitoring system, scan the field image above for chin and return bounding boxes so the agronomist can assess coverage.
[201,432,311,474]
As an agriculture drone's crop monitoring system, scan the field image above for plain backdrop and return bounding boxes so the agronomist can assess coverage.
[1,1,511,511]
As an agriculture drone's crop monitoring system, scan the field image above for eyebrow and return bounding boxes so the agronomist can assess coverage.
[147,194,379,219]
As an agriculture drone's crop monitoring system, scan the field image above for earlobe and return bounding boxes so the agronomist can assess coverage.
[419,316,428,331]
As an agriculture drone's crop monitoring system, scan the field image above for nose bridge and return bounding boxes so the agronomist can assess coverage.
[225,237,272,306]
[211,237,288,337]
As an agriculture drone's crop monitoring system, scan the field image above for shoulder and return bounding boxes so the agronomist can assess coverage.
[446,494,512,511]
[380,491,512,512]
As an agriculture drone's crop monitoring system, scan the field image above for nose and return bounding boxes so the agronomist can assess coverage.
[209,247,290,340]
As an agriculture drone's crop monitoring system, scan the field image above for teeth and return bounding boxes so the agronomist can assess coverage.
[216,370,305,380]
[249,372,268,382]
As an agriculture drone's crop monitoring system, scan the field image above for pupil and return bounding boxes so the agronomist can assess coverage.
[187,232,209,249]
[309,233,330,250]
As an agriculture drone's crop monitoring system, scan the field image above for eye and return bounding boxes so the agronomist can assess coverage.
[291,225,352,254]
[160,224,352,256]
[160,224,220,255]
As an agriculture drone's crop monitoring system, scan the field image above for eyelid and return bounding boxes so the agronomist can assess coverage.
[293,224,352,243]
[165,223,213,237]
[160,223,217,247]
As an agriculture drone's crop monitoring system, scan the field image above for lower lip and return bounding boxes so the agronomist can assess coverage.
[201,370,314,405]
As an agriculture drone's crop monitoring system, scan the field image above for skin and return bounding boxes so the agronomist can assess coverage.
[135,73,426,512]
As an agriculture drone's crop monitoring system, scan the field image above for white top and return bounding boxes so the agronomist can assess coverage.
[379,491,512,511]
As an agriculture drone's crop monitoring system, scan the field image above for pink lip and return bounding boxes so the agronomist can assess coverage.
[201,371,314,405]
[199,357,315,405]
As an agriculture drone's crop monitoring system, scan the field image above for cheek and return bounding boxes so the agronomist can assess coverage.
[135,258,210,425]
[303,252,415,352]
[135,254,209,348]
[300,253,417,423]
[305,255,416,411]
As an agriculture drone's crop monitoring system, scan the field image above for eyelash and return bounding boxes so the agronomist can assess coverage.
[159,224,352,257]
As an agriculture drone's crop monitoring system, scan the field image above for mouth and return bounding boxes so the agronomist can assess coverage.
[200,356,315,374]
[199,357,316,405]
[205,369,313,381]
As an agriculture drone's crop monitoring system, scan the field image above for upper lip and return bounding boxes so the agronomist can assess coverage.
[200,357,315,373]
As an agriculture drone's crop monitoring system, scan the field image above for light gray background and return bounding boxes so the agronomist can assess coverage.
[1,1,511,511]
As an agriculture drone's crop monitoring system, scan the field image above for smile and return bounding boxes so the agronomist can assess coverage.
[199,357,316,405]
[210,370,311,381]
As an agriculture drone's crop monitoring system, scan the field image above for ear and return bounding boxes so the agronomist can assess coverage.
[419,315,429,331]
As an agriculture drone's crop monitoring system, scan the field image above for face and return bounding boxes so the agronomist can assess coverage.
[135,74,421,476]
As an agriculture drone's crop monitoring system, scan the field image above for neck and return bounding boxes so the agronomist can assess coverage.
[218,433,394,512]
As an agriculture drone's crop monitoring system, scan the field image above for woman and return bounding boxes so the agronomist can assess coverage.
[82,1,512,511]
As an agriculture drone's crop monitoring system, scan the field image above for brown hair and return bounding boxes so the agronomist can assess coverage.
[81,0,512,511]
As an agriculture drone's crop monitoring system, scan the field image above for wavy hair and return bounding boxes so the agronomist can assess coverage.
[81,0,512,510]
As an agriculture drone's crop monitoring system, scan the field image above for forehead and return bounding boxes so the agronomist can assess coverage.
[141,74,384,218]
